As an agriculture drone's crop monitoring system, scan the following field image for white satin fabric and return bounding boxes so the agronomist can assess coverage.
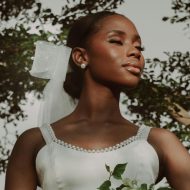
[36,125,159,190]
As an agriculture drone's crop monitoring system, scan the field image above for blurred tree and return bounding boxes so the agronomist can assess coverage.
[0,0,35,20]
[0,0,124,173]
[122,0,190,149]
[162,0,190,24]
[162,0,190,37]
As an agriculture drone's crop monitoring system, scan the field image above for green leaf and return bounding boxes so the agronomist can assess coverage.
[112,163,127,179]
[148,184,155,190]
[97,180,111,190]
[105,164,111,173]
[157,187,173,190]
[140,183,148,190]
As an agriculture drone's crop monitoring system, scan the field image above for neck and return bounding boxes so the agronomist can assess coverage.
[73,74,123,123]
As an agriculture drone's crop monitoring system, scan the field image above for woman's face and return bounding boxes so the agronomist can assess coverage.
[86,14,145,89]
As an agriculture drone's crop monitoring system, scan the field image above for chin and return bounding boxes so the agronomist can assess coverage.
[125,83,139,90]
[100,75,141,91]
[109,79,140,92]
[122,77,141,88]
[123,83,139,91]
[119,82,140,94]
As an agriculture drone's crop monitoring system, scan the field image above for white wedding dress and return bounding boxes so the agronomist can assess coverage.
[35,125,159,190]
[30,42,159,190]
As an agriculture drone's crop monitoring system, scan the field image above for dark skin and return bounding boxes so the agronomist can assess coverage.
[5,15,190,190]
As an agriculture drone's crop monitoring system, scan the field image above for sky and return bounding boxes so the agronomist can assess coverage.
[1,0,189,188]
[40,0,190,58]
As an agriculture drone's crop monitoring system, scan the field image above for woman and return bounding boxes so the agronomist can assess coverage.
[5,11,190,190]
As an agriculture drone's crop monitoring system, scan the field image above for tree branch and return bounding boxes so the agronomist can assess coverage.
[169,102,190,127]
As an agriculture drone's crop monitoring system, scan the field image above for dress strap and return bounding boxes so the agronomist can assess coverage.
[39,124,54,144]
[137,126,151,140]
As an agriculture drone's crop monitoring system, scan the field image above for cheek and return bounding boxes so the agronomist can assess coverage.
[88,42,124,70]
[88,47,124,81]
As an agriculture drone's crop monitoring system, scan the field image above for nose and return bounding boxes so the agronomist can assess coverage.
[127,45,141,60]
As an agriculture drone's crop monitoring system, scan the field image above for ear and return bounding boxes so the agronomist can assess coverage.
[71,47,89,67]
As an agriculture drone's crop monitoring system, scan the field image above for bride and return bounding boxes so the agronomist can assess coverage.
[5,11,190,190]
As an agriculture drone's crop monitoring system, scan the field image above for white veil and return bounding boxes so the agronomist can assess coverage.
[30,41,77,127]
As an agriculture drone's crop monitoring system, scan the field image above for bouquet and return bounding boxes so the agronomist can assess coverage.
[97,163,173,190]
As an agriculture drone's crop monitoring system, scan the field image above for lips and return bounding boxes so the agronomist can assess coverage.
[122,61,142,75]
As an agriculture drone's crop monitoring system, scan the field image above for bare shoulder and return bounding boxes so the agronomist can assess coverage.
[21,127,43,142]
[146,128,175,160]
[149,126,189,151]
[16,127,44,146]
[148,127,190,189]
[148,127,188,155]
[5,127,45,189]
[148,128,182,149]
[10,127,45,160]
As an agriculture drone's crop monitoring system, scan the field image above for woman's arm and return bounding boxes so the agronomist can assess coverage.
[150,128,190,190]
[5,128,42,190]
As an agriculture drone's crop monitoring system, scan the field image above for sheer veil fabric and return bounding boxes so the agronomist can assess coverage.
[30,41,77,127]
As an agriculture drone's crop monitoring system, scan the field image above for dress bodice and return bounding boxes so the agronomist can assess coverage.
[36,125,159,190]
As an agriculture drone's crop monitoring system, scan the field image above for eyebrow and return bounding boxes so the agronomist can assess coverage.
[107,30,141,42]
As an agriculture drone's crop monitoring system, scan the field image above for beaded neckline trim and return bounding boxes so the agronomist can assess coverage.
[46,125,145,153]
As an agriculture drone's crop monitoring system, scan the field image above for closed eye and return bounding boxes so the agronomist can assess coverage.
[109,40,123,45]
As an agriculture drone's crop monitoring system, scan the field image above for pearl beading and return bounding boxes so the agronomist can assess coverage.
[46,125,147,153]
